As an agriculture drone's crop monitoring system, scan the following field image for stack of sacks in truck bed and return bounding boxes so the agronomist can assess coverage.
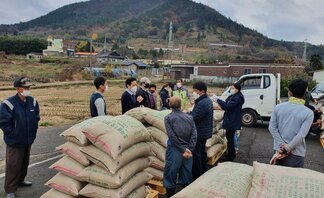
[205,110,227,159]
[126,108,171,181]
[41,115,153,198]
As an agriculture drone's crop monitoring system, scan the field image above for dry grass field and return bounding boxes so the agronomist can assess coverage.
[0,83,223,127]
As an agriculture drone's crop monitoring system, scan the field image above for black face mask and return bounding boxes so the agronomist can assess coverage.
[144,83,149,88]
[149,90,155,94]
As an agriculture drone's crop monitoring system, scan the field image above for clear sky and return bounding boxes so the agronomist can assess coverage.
[0,0,323,45]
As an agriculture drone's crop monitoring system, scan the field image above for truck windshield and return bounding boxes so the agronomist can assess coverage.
[312,82,324,93]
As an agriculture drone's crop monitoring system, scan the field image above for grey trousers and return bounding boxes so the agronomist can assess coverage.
[5,145,31,193]
[276,154,304,168]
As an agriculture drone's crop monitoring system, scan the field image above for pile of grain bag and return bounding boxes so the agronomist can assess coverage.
[42,115,153,198]
[206,110,227,160]
[126,108,171,181]
[173,161,324,198]
[173,162,253,198]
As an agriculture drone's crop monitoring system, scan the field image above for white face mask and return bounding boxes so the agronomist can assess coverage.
[192,92,200,100]
[131,86,137,93]
[176,83,182,88]
[21,90,31,97]
[230,89,237,95]
[105,85,109,92]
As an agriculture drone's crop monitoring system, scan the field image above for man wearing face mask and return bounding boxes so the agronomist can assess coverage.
[189,81,213,180]
[121,77,143,114]
[148,84,157,110]
[0,77,40,198]
[173,79,190,110]
[90,76,108,117]
[214,83,245,161]
[136,77,151,108]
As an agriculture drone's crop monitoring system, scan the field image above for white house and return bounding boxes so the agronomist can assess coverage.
[43,37,63,56]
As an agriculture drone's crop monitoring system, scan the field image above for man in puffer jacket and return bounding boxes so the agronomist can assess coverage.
[0,77,40,198]
[190,81,213,180]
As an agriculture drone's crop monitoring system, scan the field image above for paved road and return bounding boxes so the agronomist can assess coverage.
[233,123,323,172]
[0,124,322,197]
[0,125,69,198]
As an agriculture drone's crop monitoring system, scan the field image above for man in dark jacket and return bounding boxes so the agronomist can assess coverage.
[148,84,157,110]
[215,82,245,161]
[159,83,172,110]
[190,81,213,180]
[136,77,151,107]
[121,77,143,114]
[90,76,108,117]
[164,96,197,197]
[0,77,40,198]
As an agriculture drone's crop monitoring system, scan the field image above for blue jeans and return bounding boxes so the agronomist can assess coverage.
[163,146,193,188]
[234,130,239,150]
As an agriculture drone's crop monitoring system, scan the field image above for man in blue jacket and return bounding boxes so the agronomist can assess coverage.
[190,81,213,180]
[215,83,245,161]
[0,77,40,198]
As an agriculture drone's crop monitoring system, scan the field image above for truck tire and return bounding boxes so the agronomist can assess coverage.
[242,109,258,127]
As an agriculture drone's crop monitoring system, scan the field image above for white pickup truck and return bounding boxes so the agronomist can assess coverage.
[221,73,282,127]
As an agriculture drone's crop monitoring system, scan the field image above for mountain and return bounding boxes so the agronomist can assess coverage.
[1,0,323,61]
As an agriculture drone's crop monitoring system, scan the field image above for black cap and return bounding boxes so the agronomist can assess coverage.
[13,77,35,88]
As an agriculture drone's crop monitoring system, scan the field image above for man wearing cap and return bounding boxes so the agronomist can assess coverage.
[0,77,40,198]
[136,77,151,108]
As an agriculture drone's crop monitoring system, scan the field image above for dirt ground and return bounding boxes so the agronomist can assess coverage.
[0,83,224,126]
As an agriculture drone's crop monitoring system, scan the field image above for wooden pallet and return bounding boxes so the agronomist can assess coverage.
[320,138,324,148]
[148,189,159,198]
[207,144,227,166]
[147,179,166,195]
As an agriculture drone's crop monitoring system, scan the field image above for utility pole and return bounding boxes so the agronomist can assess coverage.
[104,33,107,52]
[168,21,174,66]
[90,38,92,67]
[302,38,307,62]
[165,21,174,80]
[90,33,98,68]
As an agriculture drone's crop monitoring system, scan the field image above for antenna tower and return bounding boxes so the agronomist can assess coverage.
[168,21,173,49]
[302,38,307,62]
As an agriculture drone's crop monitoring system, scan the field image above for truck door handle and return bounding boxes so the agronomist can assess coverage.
[260,95,264,100]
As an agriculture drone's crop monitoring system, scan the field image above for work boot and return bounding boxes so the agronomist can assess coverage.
[19,181,32,187]
[6,193,15,198]
[166,188,176,198]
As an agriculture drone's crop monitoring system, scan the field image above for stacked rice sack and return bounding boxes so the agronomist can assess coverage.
[206,110,227,160]
[126,108,171,181]
[41,115,153,198]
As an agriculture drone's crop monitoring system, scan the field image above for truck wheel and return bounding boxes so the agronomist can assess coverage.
[242,109,258,127]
